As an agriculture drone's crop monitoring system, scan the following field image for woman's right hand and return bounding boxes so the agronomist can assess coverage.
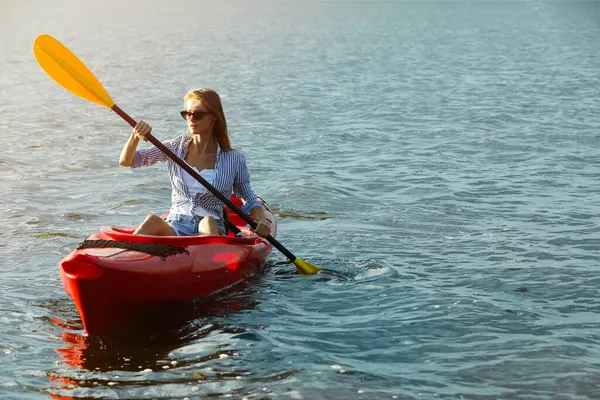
[132,120,152,142]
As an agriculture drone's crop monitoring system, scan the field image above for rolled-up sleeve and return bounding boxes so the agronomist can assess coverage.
[130,138,176,168]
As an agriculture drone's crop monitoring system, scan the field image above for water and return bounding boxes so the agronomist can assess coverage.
[2,0,600,398]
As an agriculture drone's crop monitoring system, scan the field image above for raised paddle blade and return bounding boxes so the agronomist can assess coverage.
[293,258,321,274]
[33,34,114,108]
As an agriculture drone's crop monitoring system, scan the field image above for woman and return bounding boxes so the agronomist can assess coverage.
[119,88,270,238]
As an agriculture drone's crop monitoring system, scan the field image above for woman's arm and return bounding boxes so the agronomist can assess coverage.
[119,120,151,167]
[249,204,270,237]
[119,121,177,168]
[119,132,141,167]
[232,152,270,237]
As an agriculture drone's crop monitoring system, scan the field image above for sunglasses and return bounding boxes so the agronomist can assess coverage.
[180,110,210,121]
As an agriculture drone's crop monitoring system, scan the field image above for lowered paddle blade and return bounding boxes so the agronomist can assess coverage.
[293,258,321,274]
[33,34,114,108]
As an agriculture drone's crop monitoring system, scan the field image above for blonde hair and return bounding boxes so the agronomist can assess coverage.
[184,88,232,151]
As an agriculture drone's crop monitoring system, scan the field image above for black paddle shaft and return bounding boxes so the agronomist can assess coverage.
[110,104,297,262]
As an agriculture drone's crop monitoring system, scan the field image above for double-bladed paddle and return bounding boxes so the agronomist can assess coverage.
[33,34,321,275]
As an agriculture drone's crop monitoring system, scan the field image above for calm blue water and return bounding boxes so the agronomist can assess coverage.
[2,0,600,398]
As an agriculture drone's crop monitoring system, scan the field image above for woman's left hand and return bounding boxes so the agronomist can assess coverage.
[254,218,271,238]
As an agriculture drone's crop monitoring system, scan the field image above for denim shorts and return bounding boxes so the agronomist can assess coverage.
[165,213,226,236]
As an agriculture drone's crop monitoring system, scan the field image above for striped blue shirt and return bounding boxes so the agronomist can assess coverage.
[131,135,262,219]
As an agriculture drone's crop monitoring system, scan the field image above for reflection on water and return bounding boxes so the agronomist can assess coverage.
[44,264,356,399]
[48,276,267,398]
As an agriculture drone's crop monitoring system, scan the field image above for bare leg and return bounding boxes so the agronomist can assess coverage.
[198,216,223,236]
[133,214,175,236]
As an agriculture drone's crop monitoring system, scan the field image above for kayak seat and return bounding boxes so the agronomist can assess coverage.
[223,209,243,237]
[223,195,245,237]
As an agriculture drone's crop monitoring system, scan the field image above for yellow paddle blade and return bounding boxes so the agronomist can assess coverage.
[33,34,114,108]
[293,258,321,274]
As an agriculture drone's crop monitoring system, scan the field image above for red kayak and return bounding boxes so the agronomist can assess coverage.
[59,196,276,336]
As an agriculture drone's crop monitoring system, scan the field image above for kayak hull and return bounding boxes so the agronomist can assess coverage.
[59,197,275,335]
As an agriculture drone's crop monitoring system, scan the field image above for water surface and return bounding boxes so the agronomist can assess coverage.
[2,1,600,399]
